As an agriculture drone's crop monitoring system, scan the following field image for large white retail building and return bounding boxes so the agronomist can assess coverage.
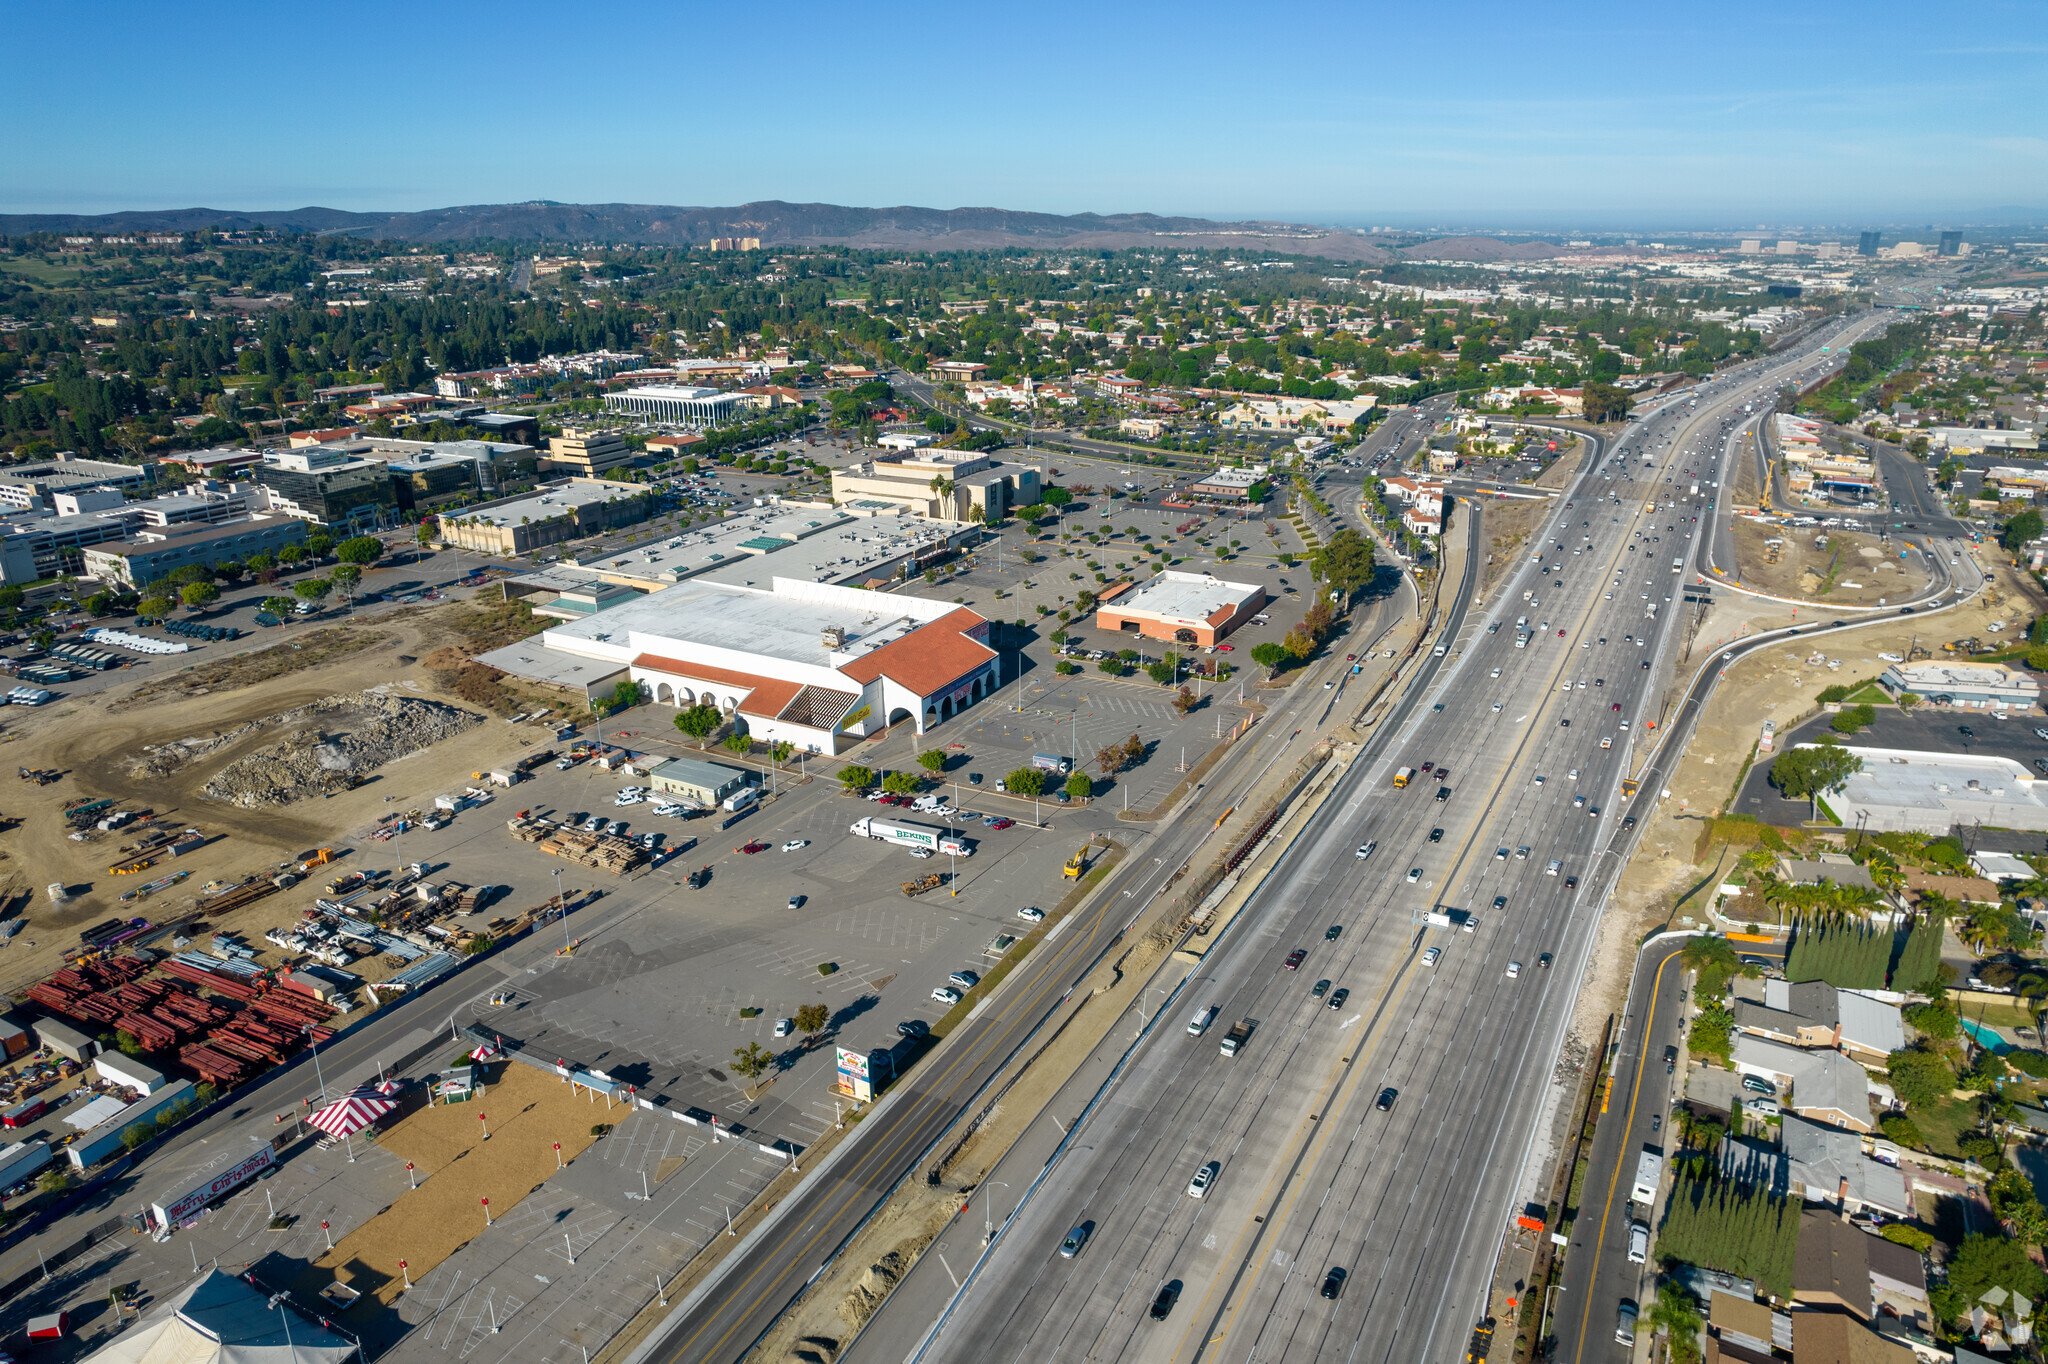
[480,577,1000,752]
[603,384,750,427]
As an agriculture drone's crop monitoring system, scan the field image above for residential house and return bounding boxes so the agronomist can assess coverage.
[1731,1036,1875,1131]
[1711,1291,1783,1363]
[1731,979,1905,1066]
[1796,1212,1872,1318]
[1792,1308,1916,1364]
[1780,1115,1912,1216]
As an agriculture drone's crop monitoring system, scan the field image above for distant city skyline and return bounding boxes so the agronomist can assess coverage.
[2,0,2036,225]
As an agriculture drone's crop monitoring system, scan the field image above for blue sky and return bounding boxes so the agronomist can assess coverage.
[2,0,2038,226]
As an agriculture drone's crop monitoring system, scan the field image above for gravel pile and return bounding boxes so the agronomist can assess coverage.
[202,690,482,807]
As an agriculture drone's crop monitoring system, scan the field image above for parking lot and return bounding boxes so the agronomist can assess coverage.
[1729,704,2048,830]
[380,751,1086,1152]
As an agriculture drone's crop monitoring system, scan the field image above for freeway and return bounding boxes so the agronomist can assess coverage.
[903,316,1878,1364]
[627,579,1422,1364]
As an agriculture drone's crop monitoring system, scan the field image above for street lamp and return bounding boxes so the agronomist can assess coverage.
[983,1181,1009,1243]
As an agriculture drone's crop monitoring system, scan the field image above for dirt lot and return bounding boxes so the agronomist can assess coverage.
[1570,546,2048,1049]
[298,1059,607,1311]
[1478,494,1556,598]
[0,600,559,999]
[1728,519,1934,606]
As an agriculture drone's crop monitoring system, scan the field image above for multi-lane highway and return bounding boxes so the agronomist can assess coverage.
[627,560,1417,1364]
[901,315,1883,1364]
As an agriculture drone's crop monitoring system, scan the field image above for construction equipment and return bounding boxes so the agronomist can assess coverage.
[1620,778,1641,799]
[1466,1319,1495,1363]
[1906,640,1932,661]
[902,872,945,898]
[1062,846,1090,880]
[295,848,336,871]
[17,768,59,785]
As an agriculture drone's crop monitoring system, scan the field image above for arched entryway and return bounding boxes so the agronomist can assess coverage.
[1175,628,1198,644]
[655,682,674,704]
[888,706,913,726]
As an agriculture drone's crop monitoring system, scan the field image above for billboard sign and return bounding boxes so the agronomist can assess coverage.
[154,1146,275,1227]
[835,1046,872,1102]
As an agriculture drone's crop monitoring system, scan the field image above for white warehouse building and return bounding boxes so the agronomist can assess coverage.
[479,577,1000,752]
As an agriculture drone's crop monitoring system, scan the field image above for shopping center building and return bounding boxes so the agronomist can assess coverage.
[479,577,999,751]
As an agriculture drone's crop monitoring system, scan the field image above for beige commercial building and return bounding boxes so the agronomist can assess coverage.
[432,478,652,556]
[543,428,635,478]
[830,449,1040,523]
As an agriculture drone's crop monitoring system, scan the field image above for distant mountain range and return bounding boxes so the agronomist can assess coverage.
[0,200,1575,264]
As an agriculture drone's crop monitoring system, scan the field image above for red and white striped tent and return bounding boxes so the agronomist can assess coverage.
[307,1085,398,1139]
[469,1043,498,1062]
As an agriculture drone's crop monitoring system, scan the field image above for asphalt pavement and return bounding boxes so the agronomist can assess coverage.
[886,317,1881,1364]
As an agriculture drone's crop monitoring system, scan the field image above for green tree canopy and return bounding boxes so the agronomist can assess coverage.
[916,749,946,774]
[1770,741,1862,800]
[838,764,875,792]
[179,582,220,609]
[880,770,922,795]
[1884,1046,1956,1110]
[1311,527,1376,596]
[673,703,721,742]
[1005,767,1046,798]
[1064,771,1092,800]
[2001,508,2044,553]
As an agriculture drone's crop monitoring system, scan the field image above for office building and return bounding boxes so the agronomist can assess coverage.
[542,428,636,477]
[253,448,399,528]
[1876,662,2039,709]
[1939,231,1963,257]
[829,448,1040,522]
[601,385,749,428]
[1859,231,1881,256]
[82,516,308,587]
[430,478,650,556]
[0,457,154,512]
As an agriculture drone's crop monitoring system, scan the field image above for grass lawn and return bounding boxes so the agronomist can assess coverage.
[1839,683,1891,705]
[1909,1096,1982,1159]
[0,258,84,287]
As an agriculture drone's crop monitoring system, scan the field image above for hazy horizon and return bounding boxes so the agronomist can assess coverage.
[3,0,2038,226]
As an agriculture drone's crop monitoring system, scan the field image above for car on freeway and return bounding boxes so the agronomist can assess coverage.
[1423,947,1441,966]
[931,986,962,1006]
[1507,961,1522,979]
[1538,953,1553,969]
[1284,948,1308,970]
[782,839,808,852]
[1375,1089,1398,1112]
[1321,1267,1348,1300]
[1406,867,1423,883]
[1565,875,1579,889]
[1312,978,1331,998]
[1356,841,1376,860]
[1150,1282,1182,1320]
[1328,987,1350,1010]
[1623,815,1637,829]
[1018,906,1045,922]
[1059,1225,1091,1258]
[1325,924,1343,941]
[1187,1162,1218,1198]
[1429,827,1444,843]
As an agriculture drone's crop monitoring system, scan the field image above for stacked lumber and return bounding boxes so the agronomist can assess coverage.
[177,1044,249,1088]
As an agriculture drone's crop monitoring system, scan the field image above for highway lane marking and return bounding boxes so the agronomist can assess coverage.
[1182,938,1426,1362]
[659,849,1150,1361]
[667,678,1334,1361]
[1568,946,1679,1364]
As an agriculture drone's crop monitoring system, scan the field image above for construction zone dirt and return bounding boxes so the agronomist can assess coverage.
[196,690,483,807]
[114,626,391,708]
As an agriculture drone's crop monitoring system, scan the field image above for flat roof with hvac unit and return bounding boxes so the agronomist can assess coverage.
[1093,570,1267,646]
